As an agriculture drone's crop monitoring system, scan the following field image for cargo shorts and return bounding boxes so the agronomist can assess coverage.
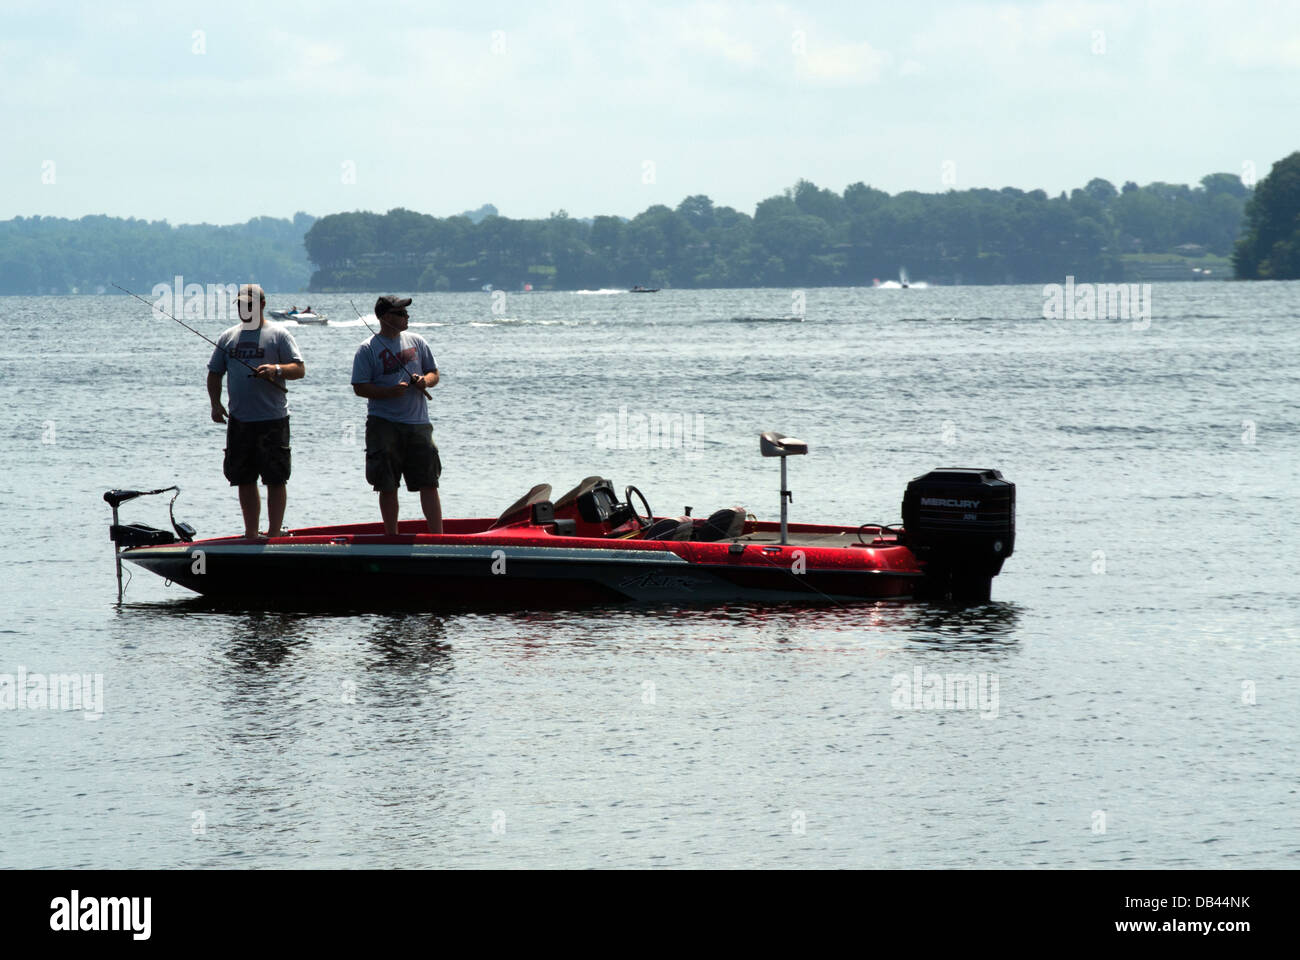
[365,416,441,492]
[224,416,291,486]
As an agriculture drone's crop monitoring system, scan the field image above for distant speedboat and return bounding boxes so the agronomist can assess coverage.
[875,270,927,290]
[629,285,660,293]
[268,307,328,325]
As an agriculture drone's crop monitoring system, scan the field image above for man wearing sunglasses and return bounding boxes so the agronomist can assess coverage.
[351,295,443,535]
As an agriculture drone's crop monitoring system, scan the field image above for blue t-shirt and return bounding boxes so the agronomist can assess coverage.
[207,321,303,422]
[351,331,438,424]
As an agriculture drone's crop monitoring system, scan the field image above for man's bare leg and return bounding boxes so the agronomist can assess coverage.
[266,484,287,537]
[379,489,400,536]
[420,487,443,534]
[238,483,261,539]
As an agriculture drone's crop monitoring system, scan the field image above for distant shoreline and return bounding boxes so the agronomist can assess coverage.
[1,171,1256,294]
[3,276,1267,299]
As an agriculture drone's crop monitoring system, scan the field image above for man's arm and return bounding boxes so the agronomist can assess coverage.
[275,330,306,381]
[253,361,305,381]
[353,381,408,399]
[207,371,227,423]
[415,343,439,389]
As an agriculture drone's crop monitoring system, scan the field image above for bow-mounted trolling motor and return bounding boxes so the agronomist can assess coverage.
[105,486,195,603]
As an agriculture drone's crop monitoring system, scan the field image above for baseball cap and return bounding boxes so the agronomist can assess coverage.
[375,295,412,318]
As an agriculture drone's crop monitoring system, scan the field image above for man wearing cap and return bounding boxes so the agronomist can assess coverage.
[351,295,443,535]
[207,283,306,539]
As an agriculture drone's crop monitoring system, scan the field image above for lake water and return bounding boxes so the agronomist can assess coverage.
[2,281,1297,868]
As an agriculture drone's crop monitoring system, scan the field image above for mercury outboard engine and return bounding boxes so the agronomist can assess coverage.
[901,468,1015,602]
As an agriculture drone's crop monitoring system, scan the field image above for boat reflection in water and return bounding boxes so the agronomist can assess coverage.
[425,599,1024,657]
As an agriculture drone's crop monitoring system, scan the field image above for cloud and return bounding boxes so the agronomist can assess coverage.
[667,1,763,66]
[910,0,1132,64]
[797,40,891,84]
[1209,14,1300,69]
[4,0,1298,223]
[685,24,760,65]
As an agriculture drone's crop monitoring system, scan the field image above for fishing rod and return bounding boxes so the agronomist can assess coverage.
[113,283,287,393]
[351,299,432,399]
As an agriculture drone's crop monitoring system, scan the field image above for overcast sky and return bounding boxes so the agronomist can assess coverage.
[3,0,1297,224]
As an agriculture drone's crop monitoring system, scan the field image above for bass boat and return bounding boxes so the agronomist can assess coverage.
[105,432,1014,608]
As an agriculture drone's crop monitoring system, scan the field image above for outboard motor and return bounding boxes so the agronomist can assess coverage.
[901,468,1015,602]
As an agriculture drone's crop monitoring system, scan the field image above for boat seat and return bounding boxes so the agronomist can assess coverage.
[642,516,694,541]
[760,431,808,457]
[691,506,748,542]
[489,483,552,529]
[554,476,605,511]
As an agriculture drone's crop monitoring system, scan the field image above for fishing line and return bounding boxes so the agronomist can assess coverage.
[113,283,287,393]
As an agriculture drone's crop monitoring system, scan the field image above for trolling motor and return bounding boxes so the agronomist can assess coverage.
[759,431,808,545]
[105,487,195,603]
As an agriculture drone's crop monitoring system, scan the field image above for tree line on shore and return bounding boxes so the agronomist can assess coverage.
[0,213,316,295]
[304,173,1251,291]
[4,154,1299,294]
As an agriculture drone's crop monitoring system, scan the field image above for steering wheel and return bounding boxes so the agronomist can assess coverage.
[624,485,653,528]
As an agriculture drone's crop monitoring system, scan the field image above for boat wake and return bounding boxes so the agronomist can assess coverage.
[328,317,444,328]
[899,316,1002,322]
[469,318,591,327]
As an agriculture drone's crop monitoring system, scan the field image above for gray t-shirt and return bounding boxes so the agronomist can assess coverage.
[207,321,303,422]
[351,331,438,425]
